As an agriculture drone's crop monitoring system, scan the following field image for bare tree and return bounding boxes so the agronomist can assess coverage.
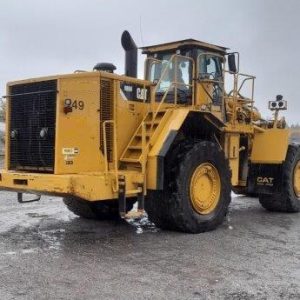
[0,99,6,122]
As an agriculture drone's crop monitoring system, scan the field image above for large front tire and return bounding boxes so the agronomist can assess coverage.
[145,141,231,233]
[259,144,300,212]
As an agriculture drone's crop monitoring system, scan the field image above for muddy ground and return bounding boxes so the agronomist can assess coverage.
[0,192,299,300]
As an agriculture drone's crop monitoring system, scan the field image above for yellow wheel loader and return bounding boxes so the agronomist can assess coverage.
[0,31,299,233]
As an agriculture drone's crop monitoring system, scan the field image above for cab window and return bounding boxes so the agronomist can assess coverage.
[147,52,192,103]
[198,53,222,80]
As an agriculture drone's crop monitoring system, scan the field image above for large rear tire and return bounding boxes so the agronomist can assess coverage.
[145,141,231,233]
[259,144,300,212]
[63,197,135,220]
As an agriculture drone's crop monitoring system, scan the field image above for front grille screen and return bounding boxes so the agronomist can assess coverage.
[100,79,114,162]
[9,80,57,172]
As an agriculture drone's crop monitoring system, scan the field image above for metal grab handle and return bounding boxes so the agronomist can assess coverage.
[17,193,41,203]
[103,120,119,192]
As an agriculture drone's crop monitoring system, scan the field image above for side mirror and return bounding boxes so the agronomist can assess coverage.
[228,53,237,74]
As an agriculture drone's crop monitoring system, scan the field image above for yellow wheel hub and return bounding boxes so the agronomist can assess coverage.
[190,163,221,215]
[293,161,300,198]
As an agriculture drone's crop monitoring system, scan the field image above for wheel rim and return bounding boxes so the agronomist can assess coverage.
[190,162,221,215]
[293,160,300,198]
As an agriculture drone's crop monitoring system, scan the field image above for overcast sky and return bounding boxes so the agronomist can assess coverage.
[0,0,299,123]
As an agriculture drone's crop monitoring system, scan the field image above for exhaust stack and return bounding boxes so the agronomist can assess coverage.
[121,30,138,78]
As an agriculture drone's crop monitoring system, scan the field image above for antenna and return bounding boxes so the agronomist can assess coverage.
[139,15,145,46]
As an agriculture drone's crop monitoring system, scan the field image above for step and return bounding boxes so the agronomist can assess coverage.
[148,110,166,116]
[128,145,142,150]
[144,120,160,125]
[145,115,164,122]
[136,133,151,138]
[121,151,142,159]
[120,157,141,163]
[126,187,143,195]
[120,110,167,165]
[124,209,146,220]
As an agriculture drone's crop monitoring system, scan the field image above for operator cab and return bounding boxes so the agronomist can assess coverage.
[141,39,227,106]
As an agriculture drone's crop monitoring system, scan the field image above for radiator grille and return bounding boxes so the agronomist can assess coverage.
[100,79,114,162]
[9,80,57,172]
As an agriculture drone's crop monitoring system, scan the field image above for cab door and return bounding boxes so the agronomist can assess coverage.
[196,53,224,121]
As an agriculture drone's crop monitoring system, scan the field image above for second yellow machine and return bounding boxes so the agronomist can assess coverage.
[0,31,299,233]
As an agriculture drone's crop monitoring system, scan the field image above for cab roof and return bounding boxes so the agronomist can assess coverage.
[140,39,228,55]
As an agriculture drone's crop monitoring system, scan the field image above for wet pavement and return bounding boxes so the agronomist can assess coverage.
[0,191,299,300]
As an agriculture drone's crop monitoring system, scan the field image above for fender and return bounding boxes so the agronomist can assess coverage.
[250,128,290,164]
[147,109,225,190]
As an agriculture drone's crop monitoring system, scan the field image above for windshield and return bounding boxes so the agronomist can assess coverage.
[147,53,192,94]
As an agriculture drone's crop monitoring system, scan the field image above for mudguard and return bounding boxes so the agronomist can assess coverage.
[250,128,290,164]
[147,109,225,190]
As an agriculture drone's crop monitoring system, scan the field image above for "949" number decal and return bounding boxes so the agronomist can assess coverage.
[64,98,85,110]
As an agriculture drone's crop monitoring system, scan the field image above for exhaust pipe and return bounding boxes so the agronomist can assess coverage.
[121,30,137,78]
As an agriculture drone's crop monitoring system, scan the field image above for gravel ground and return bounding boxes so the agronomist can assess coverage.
[0,192,299,300]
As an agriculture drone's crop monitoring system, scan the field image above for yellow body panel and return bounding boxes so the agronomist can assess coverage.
[196,82,212,107]
[2,71,153,200]
[148,109,189,155]
[115,82,150,159]
[250,128,290,164]
[0,170,140,201]
[147,109,189,189]
[55,75,104,174]
[224,133,240,186]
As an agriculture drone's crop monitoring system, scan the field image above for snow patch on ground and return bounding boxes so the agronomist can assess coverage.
[1,249,36,256]
[0,195,74,234]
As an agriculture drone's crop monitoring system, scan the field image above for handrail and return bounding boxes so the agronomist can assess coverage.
[140,121,147,193]
[196,52,224,78]
[196,51,256,125]
[197,52,225,111]
[144,57,162,82]
[153,54,195,96]
[141,121,146,175]
[150,54,194,127]
[136,55,195,177]
[138,55,196,186]
[223,70,255,99]
[223,69,256,125]
[103,120,118,192]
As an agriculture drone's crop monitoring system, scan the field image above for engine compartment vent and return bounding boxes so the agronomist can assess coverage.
[9,80,57,172]
[100,79,114,163]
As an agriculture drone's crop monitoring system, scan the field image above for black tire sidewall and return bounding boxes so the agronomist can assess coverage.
[284,145,300,211]
[259,144,300,212]
[175,141,231,231]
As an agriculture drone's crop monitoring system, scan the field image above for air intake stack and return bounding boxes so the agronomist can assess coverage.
[121,30,138,78]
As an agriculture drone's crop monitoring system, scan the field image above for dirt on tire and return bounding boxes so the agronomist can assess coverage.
[146,140,231,233]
